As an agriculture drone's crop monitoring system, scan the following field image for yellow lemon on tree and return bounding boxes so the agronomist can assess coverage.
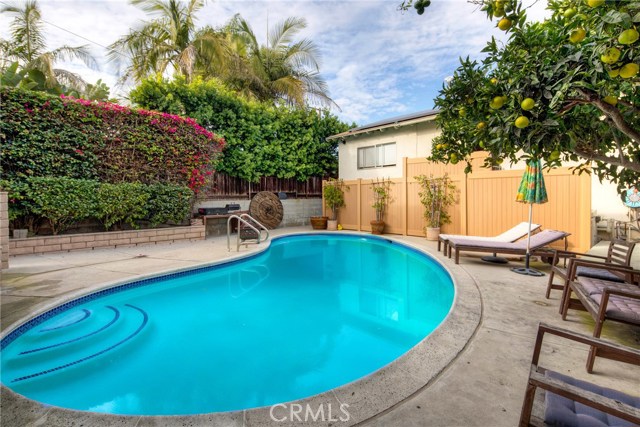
[449,153,459,164]
[490,77,498,85]
[494,5,505,17]
[521,98,535,111]
[476,121,487,130]
[618,28,639,45]
[489,96,506,109]
[459,107,467,117]
[603,95,618,106]
[515,116,530,128]
[619,63,639,78]
[608,68,620,78]
[569,28,586,43]
[498,18,512,31]
[496,158,504,165]
[436,144,443,150]
[549,150,561,161]
[587,0,605,7]
[601,47,621,64]
[563,8,577,18]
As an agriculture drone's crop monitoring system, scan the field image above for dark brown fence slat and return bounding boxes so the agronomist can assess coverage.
[202,174,323,199]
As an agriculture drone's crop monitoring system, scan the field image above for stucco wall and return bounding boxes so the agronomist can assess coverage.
[338,120,439,180]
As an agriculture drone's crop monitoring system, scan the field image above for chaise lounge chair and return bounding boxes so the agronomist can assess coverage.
[437,221,541,256]
[447,229,569,265]
[519,323,640,427]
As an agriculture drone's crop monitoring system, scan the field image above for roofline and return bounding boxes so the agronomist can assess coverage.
[327,109,439,141]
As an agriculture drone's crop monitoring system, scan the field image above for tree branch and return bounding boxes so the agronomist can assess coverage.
[574,146,640,173]
[575,88,640,143]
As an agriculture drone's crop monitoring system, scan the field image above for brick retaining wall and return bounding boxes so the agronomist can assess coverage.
[9,225,205,256]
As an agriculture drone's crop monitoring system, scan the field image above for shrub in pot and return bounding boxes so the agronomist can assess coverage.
[416,174,457,240]
[371,178,391,235]
[323,178,347,230]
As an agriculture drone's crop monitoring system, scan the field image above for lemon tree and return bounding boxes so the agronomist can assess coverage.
[423,0,640,192]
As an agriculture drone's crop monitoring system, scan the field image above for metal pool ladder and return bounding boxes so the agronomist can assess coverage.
[227,214,270,251]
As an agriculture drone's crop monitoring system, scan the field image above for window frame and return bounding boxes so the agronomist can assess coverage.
[357,142,397,169]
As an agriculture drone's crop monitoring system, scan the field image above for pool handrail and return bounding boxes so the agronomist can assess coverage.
[227,214,270,251]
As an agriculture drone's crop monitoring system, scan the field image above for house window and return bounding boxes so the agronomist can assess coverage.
[357,143,396,169]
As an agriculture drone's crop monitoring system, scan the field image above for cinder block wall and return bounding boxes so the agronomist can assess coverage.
[195,198,322,230]
[1,192,8,269]
[9,225,205,256]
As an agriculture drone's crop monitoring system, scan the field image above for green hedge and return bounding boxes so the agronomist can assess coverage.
[2,177,193,234]
[0,88,225,193]
[130,77,353,182]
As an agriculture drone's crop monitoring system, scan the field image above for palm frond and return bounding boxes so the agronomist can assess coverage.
[268,17,306,50]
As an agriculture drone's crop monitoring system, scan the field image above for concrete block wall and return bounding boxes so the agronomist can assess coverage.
[9,225,205,256]
[195,198,322,230]
[1,192,8,269]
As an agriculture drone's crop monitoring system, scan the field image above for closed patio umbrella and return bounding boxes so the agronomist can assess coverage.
[512,159,548,276]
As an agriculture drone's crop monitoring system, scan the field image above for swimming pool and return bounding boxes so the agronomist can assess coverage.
[1,234,454,416]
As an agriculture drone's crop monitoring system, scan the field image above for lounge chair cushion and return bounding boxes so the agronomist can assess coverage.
[448,229,567,250]
[576,266,625,283]
[544,370,640,426]
[590,293,640,324]
[439,222,540,242]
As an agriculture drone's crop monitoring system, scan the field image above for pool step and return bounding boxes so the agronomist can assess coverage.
[6,304,148,383]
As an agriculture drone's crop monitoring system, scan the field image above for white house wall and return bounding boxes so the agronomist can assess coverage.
[338,120,439,180]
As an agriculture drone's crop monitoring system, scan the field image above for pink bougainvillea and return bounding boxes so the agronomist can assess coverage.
[56,94,224,193]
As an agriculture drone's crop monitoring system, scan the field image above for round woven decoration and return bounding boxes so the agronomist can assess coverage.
[249,191,283,229]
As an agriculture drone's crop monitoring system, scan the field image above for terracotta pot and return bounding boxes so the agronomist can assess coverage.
[426,227,440,241]
[310,216,328,230]
[370,220,385,235]
[327,219,338,231]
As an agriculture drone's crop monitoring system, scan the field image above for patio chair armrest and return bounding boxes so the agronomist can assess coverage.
[527,368,640,424]
[530,323,640,365]
[602,286,640,300]
[566,259,637,282]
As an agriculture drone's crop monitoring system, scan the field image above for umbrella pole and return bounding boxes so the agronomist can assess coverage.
[512,203,544,276]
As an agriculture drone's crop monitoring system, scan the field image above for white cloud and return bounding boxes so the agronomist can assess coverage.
[0,0,551,124]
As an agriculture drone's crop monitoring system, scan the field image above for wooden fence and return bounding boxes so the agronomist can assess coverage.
[325,152,592,252]
[202,174,323,199]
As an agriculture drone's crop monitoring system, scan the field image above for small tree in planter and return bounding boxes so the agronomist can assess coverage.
[323,178,347,230]
[371,178,391,235]
[416,174,457,240]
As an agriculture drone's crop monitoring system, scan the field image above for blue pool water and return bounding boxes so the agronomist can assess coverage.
[1,234,454,415]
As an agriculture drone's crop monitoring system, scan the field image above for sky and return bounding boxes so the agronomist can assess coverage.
[0,0,551,126]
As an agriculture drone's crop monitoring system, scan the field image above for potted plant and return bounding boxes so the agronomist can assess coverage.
[370,178,391,235]
[416,174,457,241]
[323,178,347,230]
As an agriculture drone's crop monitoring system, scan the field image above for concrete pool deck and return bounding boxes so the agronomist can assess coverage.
[1,227,639,426]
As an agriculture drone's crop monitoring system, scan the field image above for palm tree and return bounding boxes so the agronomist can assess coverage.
[226,15,334,109]
[108,0,228,84]
[0,0,97,91]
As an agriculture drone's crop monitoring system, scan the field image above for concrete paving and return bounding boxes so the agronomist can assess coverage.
[1,228,639,426]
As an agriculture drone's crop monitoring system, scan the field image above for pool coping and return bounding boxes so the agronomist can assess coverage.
[0,231,482,427]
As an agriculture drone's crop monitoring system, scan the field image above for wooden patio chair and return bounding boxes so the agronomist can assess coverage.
[519,323,640,427]
[560,262,640,372]
[545,240,636,308]
[447,229,570,265]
